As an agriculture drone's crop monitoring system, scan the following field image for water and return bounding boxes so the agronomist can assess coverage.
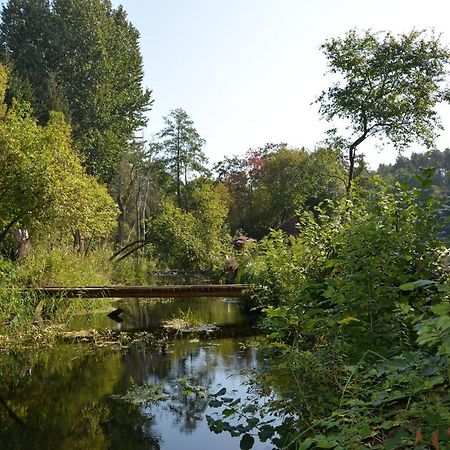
[0,296,271,450]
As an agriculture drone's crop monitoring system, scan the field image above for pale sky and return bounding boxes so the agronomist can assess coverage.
[6,0,450,168]
[109,0,450,168]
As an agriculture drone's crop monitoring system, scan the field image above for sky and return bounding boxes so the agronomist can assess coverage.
[6,0,450,168]
[109,0,450,169]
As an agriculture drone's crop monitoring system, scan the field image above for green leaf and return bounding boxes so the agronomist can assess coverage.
[383,429,409,450]
[222,408,235,418]
[209,399,223,408]
[338,316,360,325]
[323,286,335,299]
[431,303,450,315]
[316,440,338,448]
[258,425,275,442]
[212,387,226,397]
[399,280,437,291]
[297,438,315,450]
[240,433,255,450]
[436,315,450,330]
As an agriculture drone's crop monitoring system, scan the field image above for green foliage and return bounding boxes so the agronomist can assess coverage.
[0,87,118,248]
[415,282,450,363]
[251,177,447,349]
[154,108,208,210]
[223,178,450,448]
[0,244,111,335]
[0,292,34,333]
[113,380,168,405]
[0,240,161,337]
[147,181,231,270]
[216,144,346,239]
[0,0,152,183]
[0,0,53,117]
[15,244,112,287]
[163,308,207,331]
[378,148,450,239]
[112,256,158,285]
[317,29,450,189]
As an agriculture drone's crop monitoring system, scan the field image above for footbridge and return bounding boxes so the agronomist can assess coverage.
[32,284,255,299]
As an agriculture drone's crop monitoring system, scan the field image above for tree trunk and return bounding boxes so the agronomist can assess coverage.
[346,132,367,193]
[15,228,31,259]
[116,196,126,245]
[184,165,188,211]
[176,129,181,208]
[135,181,141,242]
[73,229,85,253]
[346,145,356,193]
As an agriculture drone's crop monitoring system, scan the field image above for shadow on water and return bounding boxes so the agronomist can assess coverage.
[0,296,270,450]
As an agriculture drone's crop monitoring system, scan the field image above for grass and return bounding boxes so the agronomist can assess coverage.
[15,244,113,287]
[163,308,206,331]
[0,243,159,346]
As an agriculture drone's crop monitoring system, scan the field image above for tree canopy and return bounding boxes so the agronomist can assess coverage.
[154,108,208,210]
[147,181,231,270]
[216,144,346,238]
[0,65,117,251]
[0,0,152,183]
[317,29,450,191]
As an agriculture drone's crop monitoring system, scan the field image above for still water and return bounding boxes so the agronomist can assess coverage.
[0,297,271,449]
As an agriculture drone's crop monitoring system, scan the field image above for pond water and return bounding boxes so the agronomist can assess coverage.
[0,296,272,450]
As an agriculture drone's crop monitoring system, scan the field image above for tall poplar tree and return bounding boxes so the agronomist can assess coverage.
[0,0,152,184]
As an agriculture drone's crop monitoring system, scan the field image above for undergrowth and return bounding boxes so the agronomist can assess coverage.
[209,177,450,449]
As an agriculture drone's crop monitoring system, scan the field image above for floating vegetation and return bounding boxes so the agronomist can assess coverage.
[113,376,210,406]
[137,297,174,305]
[162,308,217,333]
[176,377,209,398]
[112,380,170,404]
[57,329,157,348]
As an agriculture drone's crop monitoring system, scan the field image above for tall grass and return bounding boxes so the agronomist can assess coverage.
[16,244,113,287]
[0,244,158,340]
[112,256,158,285]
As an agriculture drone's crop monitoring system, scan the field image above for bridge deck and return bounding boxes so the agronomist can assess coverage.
[32,284,253,299]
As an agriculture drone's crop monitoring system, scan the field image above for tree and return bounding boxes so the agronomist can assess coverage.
[0,0,53,119]
[147,181,231,270]
[0,66,117,255]
[316,29,450,192]
[378,148,450,190]
[215,144,346,238]
[250,146,346,230]
[0,0,152,184]
[378,148,450,239]
[155,108,208,210]
[114,142,165,245]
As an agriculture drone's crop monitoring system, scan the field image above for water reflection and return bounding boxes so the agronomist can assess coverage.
[70,296,256,333]
[0,297,270,450]
[122,337,261,449]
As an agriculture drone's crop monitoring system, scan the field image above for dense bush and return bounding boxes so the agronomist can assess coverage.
[147,182,232,271]
[228,177,450,448]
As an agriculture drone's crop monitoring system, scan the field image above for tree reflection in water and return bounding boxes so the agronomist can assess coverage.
[117,336,260,442]
[0,333,261,449]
